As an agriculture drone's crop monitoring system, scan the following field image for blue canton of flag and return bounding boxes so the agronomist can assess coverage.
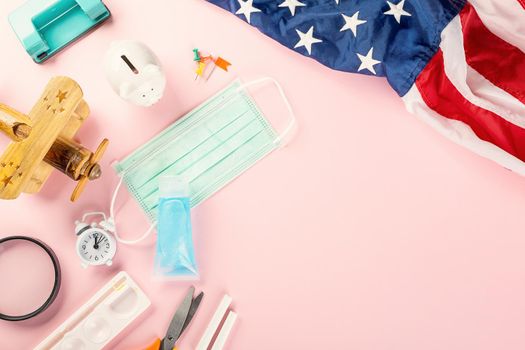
[206,0,465,96]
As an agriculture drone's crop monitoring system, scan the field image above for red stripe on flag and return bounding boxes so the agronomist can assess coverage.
[416,49,525,162]
[460,3,525,104]
[518,0,525,10]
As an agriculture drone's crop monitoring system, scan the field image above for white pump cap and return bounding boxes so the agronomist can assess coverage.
[158,175,190,198]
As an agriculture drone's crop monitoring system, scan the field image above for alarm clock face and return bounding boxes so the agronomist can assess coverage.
[76,228,116,267]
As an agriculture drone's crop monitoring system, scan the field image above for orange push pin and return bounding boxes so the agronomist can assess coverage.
[214,57,232,71]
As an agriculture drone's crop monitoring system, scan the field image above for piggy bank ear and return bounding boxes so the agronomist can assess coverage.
[119,82,132,99]
[143,64,161,75]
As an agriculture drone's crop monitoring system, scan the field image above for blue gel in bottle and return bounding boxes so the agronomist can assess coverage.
[154,176,199,280]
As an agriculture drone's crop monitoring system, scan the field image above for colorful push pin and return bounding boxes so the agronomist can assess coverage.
[195,61,206,80]
[214,57,231,72]
[200,55,213,63]
[193,48,201,62]
[192,48,232,82]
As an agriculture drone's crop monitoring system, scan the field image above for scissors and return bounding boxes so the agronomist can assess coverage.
[143,286,204,350]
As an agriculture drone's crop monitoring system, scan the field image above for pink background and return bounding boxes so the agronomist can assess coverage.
[1,0,525,349]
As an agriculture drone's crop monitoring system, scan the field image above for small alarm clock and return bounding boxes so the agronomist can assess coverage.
[74,212,117,268]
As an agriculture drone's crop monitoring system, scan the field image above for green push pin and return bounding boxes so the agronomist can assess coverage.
[193,48,201,61]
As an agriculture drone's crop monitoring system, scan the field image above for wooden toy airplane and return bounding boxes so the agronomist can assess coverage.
[0,76,108,202]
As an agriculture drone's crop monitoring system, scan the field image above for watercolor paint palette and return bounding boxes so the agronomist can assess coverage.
[35,271,150,350]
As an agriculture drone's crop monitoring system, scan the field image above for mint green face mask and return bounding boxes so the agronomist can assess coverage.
[113,78,296,222]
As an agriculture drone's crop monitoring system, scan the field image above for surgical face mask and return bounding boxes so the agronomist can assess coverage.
[110,78,296,242]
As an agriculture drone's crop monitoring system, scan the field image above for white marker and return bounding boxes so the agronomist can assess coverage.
[196,294,232,350]
[211,311,238,350]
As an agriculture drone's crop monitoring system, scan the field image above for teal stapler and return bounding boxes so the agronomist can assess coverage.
[8,0,111,63]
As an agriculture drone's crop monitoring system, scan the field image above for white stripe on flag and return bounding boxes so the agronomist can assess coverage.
[402,85,525,175]
[439,16,525,129]
[468,0,525,53]
[465,66,525,122]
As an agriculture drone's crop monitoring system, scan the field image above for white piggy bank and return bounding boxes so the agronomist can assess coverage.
[104,40,166,107]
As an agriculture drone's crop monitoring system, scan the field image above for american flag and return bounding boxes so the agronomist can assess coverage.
[206,0,525,175]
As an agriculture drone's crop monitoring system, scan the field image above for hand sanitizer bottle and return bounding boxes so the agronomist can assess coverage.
[154,176,199,280]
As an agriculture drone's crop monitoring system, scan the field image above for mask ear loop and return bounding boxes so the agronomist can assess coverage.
[235,77,298,147]
[109,175,157,245]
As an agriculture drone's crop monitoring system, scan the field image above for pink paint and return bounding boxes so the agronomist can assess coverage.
[1,1,525,349]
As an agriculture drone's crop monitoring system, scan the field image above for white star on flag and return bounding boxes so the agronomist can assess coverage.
[335,0,339,4]
[236,0,261,24]
[384,0,412,24]
[340,11,367,37]
[294,26,323,55]
[278,0,306,16]
[357,47,381,74]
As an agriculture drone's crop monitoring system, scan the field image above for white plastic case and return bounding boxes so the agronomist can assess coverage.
[34,271,151,350]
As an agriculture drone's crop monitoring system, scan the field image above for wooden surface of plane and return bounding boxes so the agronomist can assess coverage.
[0,103,32,141]
[0,77,83,199]
[24,99,89,193]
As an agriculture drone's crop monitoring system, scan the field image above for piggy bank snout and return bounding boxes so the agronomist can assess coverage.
[134,79,165,107]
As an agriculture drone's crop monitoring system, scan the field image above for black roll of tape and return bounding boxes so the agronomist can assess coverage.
[0,236,61,321]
